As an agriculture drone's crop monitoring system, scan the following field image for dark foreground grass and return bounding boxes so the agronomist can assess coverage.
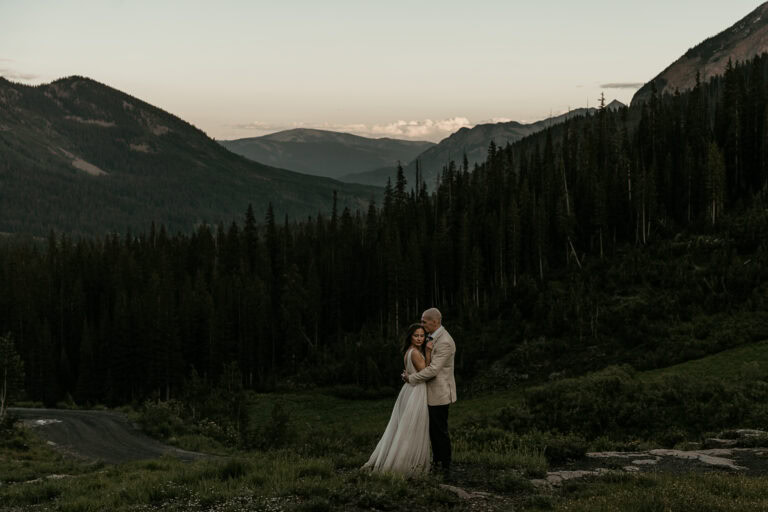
[0,450,465,512]
[553,471,768,512]
[4,386,768,511]
[0,389,541,511]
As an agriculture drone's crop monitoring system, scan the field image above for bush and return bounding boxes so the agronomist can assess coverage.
[489,471,534,494]
[246,402,295,450]
[497,404,534,432]
[0,416,29,451]
[522,364,768,442]
[0,409,19,432]
[138,400,186,439]
[136,366,251,449]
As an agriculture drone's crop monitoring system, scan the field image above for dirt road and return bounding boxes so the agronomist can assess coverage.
[10,407,207,464]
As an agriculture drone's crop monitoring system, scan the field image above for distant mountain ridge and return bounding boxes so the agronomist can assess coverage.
[220,129,434,180]
[632,2,768,105]
[0,76,380,236]
[342,107,614,188]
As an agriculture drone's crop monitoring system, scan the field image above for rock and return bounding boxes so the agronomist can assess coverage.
[24,474,72,484]
[734,429,767,438]
[542,469,613,486]
[697,449,736,456]
[623,466,640,472]
[586,451,648,459]
[648,449,746,471]
[440,484,471,499]
[439,484,489,500]
[631,458,658,465]
[705,438,738,448]
[716,429,767,439]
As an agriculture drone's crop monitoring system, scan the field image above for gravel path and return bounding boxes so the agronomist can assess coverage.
[9,407,208,464]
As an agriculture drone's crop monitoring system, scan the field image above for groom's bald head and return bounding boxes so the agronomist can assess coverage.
[421,308,442,333]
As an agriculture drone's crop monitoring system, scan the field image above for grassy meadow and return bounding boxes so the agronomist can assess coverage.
[3,356,768,512]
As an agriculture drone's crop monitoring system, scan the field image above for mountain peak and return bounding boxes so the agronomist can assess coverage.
[260,128,360,143]
[632,2,768,105]
[221,128,434,179]
[0,75,380,235]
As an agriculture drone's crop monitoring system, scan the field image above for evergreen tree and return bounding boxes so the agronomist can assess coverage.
[0,333,25,421]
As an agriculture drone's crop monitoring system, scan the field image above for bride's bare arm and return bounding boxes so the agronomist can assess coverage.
[425,341,433,366]
[410,349,426,372]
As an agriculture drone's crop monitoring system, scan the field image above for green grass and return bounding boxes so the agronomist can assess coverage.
[643,339,768,381]
[5,379,768,511]
[0,389,544,511]
[0,447,463,511]
[247,387,524,438]
[0,427,98,485]
[551,472,768,512]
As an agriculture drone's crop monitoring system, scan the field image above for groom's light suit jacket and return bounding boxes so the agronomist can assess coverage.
[408,326,457,406]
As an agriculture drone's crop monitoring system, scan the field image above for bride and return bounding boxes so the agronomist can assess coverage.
[362,323,431,474]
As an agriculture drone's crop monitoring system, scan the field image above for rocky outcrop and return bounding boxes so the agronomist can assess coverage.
[534,430,768,488]
[632,2,768,105]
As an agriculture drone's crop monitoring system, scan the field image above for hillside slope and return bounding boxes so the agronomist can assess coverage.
[632,2,768,105]
[345,107,602,187]
[0,76,380,235]
[220,129,434,180]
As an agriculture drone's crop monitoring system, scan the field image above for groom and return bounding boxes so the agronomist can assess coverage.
[406,308,457,477]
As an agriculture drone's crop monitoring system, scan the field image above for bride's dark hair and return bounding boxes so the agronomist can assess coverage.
[402,323,427,357]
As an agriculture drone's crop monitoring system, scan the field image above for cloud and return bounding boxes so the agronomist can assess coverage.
[476,117,514,125]
[367,117,472,139]
[231,121,294,131]
[600,82,645,89]
[0,70,40,81]
[229,117,474,142]
[0,59,40,81]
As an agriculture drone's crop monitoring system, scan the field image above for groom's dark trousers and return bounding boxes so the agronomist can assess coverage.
[428,404,451,470]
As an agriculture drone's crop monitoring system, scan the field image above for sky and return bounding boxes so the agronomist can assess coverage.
[0,1,762,142]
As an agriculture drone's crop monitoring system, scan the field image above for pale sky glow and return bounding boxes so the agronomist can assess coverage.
[0,1,762,142]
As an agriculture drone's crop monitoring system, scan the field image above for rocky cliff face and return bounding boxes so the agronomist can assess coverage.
[632,2,768,105]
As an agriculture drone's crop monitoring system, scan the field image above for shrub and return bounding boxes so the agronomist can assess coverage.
[497,404,534,432]
[247,402,295,450]
[522,364,768,442]
[489,471,534,494]
[138,400,186,439]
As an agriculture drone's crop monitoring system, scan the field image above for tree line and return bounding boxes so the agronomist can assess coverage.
[2,54,768,406]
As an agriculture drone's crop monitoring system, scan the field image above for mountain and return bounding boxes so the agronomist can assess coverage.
[219,129,434,180]
[343,107,603,188]
[0,76,380,236]
[632,2,768,105]
[338,166,399,187]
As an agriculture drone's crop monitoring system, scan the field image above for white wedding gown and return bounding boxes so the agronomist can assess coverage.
[362,348,430,474]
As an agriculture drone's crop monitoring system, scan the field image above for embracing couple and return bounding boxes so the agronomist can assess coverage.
[362,308,457,478]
